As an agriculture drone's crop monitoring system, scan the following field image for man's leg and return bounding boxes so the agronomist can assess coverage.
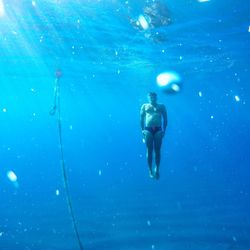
[143,130,154,178]
[154,131,163,179]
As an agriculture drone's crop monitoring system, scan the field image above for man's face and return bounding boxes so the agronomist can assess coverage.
[148,94,157,104]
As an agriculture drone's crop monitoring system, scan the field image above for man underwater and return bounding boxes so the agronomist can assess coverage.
[140,92,167,180]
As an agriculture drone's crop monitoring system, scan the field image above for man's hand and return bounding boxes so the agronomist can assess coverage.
[142,129,147,137]
[142,130,146,143]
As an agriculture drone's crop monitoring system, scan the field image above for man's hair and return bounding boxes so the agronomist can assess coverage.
[148,92,157,97]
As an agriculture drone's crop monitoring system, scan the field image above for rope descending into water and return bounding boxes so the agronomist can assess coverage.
[50,70,84,250]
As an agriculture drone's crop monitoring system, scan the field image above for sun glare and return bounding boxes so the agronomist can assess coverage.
[0,0,5,17]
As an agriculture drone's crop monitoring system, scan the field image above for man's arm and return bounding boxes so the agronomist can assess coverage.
[162,105,168,133]
[140,104,145,130]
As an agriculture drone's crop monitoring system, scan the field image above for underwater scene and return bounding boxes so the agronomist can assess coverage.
[0,0,250,249]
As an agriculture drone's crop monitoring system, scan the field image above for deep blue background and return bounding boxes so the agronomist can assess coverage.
[0,0,250,249]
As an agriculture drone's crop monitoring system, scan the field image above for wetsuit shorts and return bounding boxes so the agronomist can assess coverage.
[145,126,162,136]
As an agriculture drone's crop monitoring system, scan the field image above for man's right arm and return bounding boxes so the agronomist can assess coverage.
[140,104,145,130]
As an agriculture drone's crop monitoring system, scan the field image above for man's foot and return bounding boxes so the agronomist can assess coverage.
[154,167,160,180]
[154,171,160,180]
[149,170,154,179]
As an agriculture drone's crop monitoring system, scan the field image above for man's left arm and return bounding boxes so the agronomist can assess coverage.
[162,105,168,135]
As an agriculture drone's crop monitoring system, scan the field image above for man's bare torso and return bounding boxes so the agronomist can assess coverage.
[142,103,165,127]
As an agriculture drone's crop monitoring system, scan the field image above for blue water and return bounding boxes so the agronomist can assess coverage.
[0,0,250,249]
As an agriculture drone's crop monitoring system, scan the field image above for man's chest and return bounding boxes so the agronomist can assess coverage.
[145,104,162,114]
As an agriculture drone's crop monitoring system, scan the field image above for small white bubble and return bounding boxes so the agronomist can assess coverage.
[179,56,183,60]
[198,91,202,97]
[31,88,35,92]
[33,113,36,116]
[32,1,36,7]
[161,49,165,53]
[235,95,240,102]
[248,26,250,32]
[98,170,102,176]
[7,170,17,182]
[69,125,73,130]
[171,83,180,92]
[115,51,118,56]
[2,108,7,112]
[147,220,151,226]
[77,19,80,24]
[0,232,3,236]
[56,189,60,196]
[232,236,237,242]
[211,115,214,119]
[117,69,120,74]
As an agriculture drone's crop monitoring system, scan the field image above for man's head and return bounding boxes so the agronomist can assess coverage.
[148,92,157,104]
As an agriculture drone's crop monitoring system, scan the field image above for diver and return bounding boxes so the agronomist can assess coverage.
[143,1,171,29]
[140,92,167,180]
[129,0,171,43]
[130,0,171,30]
